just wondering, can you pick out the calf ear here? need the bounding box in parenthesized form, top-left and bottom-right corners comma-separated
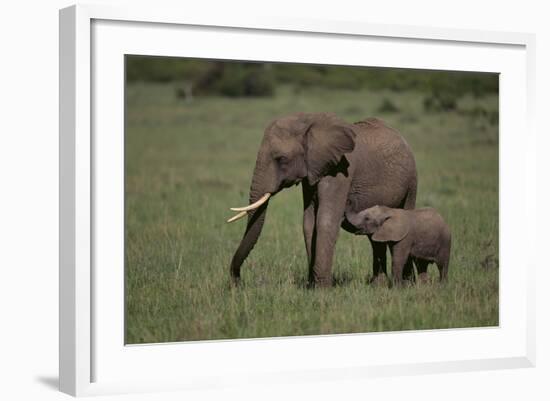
(305, 123, 356, 185)
(372, 212, 409, 242)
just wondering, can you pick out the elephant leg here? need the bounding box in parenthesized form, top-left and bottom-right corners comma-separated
(389, 244, 408, 287)
(302, 183, 316, 282)
(402, 256, 416, 283)
(310, 176, 350, 288)
(369, 239, 388, 285)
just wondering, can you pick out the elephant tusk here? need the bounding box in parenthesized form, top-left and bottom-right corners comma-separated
(230, 193, 271, 212)
(226, 211, 248, 223)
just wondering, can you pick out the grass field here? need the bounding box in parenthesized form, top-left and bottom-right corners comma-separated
(125, 82, 499, 344)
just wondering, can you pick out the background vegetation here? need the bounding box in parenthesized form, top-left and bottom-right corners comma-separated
(126, 55, 498, 99)
(125, 56, 499, 344)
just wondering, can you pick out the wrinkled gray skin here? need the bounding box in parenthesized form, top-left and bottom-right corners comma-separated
(230, 113, 417, 288)
(346, 205, 451, 284)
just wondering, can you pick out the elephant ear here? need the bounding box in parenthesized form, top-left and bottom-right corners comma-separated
(305, 122, 356, 185)
(372, 211, 409, 242)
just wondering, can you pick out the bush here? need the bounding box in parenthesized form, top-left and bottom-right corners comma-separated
(423, 92, 457, 112)
(460, 105, 499, 126)
(377, 99, 400, 113)
(243, 68, 275, 97)
(126, 56, 208, 83)
(196, 62, 275, 97)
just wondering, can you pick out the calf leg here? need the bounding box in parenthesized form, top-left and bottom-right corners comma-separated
(369, 238, 387, 285)
(437, 259, 449, 282)
(415, 260, 429, 284)
(389, 243, 408, 287)
(437, 247, 450, 282)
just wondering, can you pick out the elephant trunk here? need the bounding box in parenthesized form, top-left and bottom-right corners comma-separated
(345, 210, 362, 227)
(229, 201, 268, 283)
(345, 209, 369, 234)
(229, 148, 276, 284)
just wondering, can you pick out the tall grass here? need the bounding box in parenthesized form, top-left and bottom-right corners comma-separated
(125, 83, 498, 344)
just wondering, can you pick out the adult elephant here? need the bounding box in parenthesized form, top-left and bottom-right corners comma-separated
(227, 112, 417, 288)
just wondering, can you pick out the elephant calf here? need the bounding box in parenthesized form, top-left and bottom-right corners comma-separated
(346, 205, 451, 284)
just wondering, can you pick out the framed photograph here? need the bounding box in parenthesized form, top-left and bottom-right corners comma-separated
(59, 4, 536, 397)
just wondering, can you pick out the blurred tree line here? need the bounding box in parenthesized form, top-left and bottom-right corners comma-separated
(126, 55, 498, 99)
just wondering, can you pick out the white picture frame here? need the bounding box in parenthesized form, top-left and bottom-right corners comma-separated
(59, 3, 536, 397)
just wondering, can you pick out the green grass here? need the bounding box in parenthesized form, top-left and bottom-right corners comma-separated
(125, 83, 499, 344)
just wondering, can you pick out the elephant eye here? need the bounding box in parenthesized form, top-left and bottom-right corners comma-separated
(275, 155, 289, 165)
